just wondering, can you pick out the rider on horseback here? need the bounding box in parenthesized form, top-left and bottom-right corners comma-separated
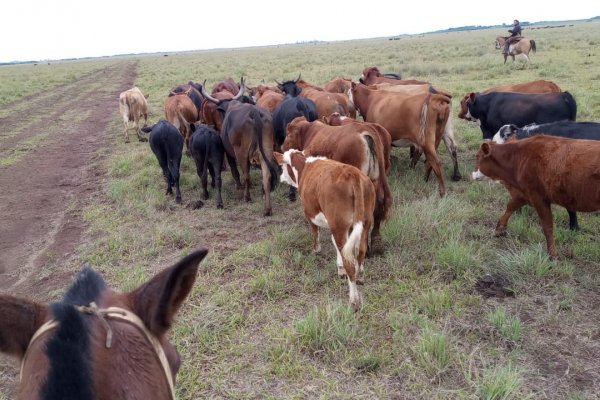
(503, 19, 522, 55)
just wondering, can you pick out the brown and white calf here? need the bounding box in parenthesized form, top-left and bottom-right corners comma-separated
(475, 135, 600, 258)
(274, 150, 376, 310)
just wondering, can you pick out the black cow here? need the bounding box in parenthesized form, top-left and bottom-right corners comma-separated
(493, 121, 600, 143)
(142, 119, 183, 203)
(465, 91, 577, 139)
(273, 77, 318, 150)
(169, 82, 205, 120)
(491, 120, 600, 231)
(189, 122, 225, 209)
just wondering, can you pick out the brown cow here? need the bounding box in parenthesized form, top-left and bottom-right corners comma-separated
(360, 66, 428, 86)
(324, 77, 353, 94)
(371, 83, 461, 181)
(300, 87, 357, 119)
(249, 84, 285, 113)
(351, 82, 451, 196)
(475, 135, 600, 258)
(283, 116, 392, 254)
(164, 93, 198, 149)
(274, 149, 376, 311)
(212, 77, 240, 95)
(119, 87, 149, 142)
(458, 80, 562, 120)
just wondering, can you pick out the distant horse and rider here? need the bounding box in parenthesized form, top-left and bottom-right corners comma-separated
(495, 19, 536, 65)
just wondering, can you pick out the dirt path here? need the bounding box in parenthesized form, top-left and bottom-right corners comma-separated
(0, 61, 137, 295)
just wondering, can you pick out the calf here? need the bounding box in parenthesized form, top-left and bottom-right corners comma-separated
(142, 120, 184, 203)
(119, 87, 149, 142)
(283, 116, 392, 254)
(274, 150, 376, 311)
(189, 123, 225, 209)
(465, 91, 576, 139)
(475, 135, 600, 258)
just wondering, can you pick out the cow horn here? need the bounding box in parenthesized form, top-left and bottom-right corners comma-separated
(231, 77, 246, 101)
(294, 74, 301, 83)
(200, 79, 221, 104)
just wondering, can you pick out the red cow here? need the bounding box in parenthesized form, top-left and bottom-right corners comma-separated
(475, 135, 600, 258)
(274, 149, 376, 311)
(164, 93, 199, 149)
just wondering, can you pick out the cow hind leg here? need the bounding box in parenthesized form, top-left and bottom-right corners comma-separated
(442, 128, 461, 181)
(331, 235, 345, 278)
(226, 153, 243, 189)
(260, 157, 273, 216)
(423, 147, 445, 197)
(532, 201, 557, 259)
(567, 210, 579, 231)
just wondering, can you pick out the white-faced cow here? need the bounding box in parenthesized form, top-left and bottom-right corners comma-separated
(274, 149, 376, 311)
(119, 87, 149, 143)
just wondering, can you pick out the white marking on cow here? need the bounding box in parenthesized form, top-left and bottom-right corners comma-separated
(342, 222, 363, 264)
(332, 235, 344, 276)
(522, 123, 539, 133)
(305, 156, 327, 163)
(464, 109, 480, 124)
(347, 277, 361, 309)
(471, 169, 487, 181)
(311, 212, 329, 228)
(279, 164, 298, 188)
(347, 88, 354, 105)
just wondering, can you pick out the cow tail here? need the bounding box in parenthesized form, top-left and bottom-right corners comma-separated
(564, 91, 577, 121)
(165, 137, 180, 185)
(364, 134, 391, 221)
(201, 135, 210, 182)
(342, 181, 365, 265)
(252, 108, 278, 192)
(220, 115, 236, 159)
(530, 40, 536, 53)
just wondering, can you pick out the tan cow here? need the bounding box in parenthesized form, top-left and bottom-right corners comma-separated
(118, 87, 149, 142)
(164, 94, 199, 150)
(274, 149, 376, 310)
(350, 82, 451, 196)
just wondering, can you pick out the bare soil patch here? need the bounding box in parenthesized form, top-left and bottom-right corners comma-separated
(0, 61, 138, 396)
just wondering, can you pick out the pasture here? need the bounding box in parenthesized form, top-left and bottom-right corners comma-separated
(1, 21, 600, 399)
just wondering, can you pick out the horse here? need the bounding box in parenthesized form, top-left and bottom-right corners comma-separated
(0, 248, 208, 400)
(495, 36, 537, 65)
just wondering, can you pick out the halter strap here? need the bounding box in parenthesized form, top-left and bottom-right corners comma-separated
(20, 304, 176, 400)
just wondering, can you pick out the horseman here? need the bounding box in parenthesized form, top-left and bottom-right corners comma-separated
(503, 19, 522, 55)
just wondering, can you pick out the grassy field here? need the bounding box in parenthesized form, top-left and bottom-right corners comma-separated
(3, 20, 600, 399)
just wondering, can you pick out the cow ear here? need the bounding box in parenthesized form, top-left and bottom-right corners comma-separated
(0, 295, 48, 359)
(273, 152, 284, 165)
(480, 142, 492, 157)
(468, 92, 476, 103)
(351, 81, 357, 90)
(130, 248, 208, 337)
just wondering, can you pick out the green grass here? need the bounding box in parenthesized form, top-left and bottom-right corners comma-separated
(2, 19, 600, 400)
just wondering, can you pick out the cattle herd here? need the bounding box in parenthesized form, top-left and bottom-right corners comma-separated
(118, 66, 600, 309)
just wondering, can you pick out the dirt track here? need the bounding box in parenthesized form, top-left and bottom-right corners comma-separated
(0, 61, 137, 296)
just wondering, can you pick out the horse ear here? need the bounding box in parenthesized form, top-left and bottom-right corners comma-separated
(131, 248, 208, 337)
(0, 295, 48, 359)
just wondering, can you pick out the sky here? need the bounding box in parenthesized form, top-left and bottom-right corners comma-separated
(1, 1, 597, 63)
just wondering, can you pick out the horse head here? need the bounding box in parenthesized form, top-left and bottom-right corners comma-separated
(0, 248, 209, 400)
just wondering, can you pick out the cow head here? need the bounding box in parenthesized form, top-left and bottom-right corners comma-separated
(462, 92, 479, 122)
(273, 150, 304, 188)
(492, 124, 519, 144)
(276, 74, 302, 97)
(282, 116, 310, 152)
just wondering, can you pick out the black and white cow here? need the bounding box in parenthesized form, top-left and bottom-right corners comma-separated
(493, 121, 600, 143)
(142, 119, 184, 203)
(465, 91, 577, 139)
(189, 122, 225, 209)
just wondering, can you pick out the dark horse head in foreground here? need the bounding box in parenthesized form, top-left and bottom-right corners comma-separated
(0, 248, 208, 400)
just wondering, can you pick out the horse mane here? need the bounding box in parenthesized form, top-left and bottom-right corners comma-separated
(42, 267, 107, 400)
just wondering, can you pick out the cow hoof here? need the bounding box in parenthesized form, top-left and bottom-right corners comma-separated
(452, 173, 462, 182)
(494, 229, 507, 238)
(368, 238, 384, 257)
(192, 201, 204, 210)
(217, 204, 224, 209)
(175, 197, 182, 204)
(264, 209, 272, 217)
(138, 137, 148, 142)
(356, 279, 365, 286)
(203, 194, 209, 200)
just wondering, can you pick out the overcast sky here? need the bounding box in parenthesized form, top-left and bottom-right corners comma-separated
(1, 1, 597, 62)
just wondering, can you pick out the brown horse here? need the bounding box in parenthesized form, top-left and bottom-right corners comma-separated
(495, 36, 537, 65)
(0, 248, 208, 400)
